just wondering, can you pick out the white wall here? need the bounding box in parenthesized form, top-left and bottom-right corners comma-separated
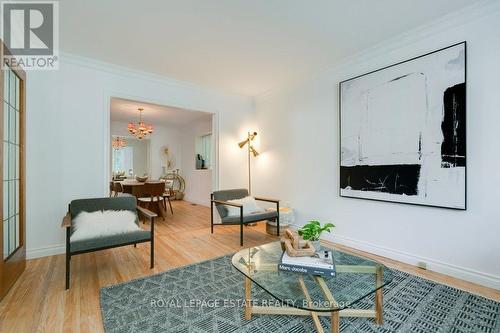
(110, 121, 182, 179)
(180, 119, 213, 206)
(112, 117, 214, 205)
(254, 7, 500, 288)
(26, 55, 255, 258)
(124, 138, 150, 177)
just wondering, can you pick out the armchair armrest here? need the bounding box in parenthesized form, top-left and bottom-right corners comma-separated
(212, 199, 243, 208)
(137, 206, 158, 220)
(61, 212, 71, 228)
(254, 196, 280, 203)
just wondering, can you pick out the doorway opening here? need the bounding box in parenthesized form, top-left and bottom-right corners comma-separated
(108, 97, 217, 208)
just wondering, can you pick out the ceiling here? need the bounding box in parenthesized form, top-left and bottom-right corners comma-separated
(110, 98, 212, 126)
(60, 0, 477, 96)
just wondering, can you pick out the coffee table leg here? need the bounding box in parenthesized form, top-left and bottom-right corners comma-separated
(298, 276, 324, 333)
(245, 277, 252, 320)
(375, 266, 383, 325)
(331, 311, 339, 333)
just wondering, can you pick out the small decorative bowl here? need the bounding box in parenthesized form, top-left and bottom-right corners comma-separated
(135, 176, 148, 182)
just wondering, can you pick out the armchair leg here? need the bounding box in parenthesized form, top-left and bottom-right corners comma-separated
(210, 195, 214, 234)
(276, 202, 280, 236)
(240, 223, 244, 246)
(150, 218, 155, 269)
(150, 243, 154, 269)
(65, 226, 71, 290)
(240, 208, 244, 246)
(65, 253, 70, 290)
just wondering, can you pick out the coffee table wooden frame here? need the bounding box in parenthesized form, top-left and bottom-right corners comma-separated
(242, 264, 384, 333)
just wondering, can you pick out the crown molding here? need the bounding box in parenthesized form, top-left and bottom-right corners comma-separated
(256, 0, 500, 100)
(60, 0, 500, 102)
(329, 0, 500, 77)
(59, 52, 252, 100)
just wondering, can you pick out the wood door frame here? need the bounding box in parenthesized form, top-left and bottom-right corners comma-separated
(0, 40, 26, 300)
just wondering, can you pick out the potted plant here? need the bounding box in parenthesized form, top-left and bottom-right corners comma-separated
(297, 220, 335, 251)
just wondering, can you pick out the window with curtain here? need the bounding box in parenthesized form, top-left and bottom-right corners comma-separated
(112, 146, 133, 175)
(195, 134, 211, 169)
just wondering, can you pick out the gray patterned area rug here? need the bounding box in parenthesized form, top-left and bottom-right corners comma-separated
(100, 255, 500, 333)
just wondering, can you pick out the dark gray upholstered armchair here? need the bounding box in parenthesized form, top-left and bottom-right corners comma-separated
(61, 196, 157, 289)
(210, 189, 280, 246)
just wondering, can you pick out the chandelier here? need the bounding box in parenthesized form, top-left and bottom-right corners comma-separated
(112, 137, 127, 150)
(128, 107, 154, 139)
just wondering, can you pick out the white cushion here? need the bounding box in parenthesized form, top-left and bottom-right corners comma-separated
(70, 210, 140, 242)
(225, 196, 264, 216)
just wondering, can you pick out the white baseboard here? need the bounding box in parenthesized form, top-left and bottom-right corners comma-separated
(329, 234, 500, 290)
(27, 244, 65, 259)
(182, 197, 210, 207)
(25, 234, 500, 290)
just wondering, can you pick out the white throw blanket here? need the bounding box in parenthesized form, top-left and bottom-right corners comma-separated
(70, 210, 140, 242)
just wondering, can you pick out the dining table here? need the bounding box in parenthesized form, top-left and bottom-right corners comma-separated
(118, 179, 168, 219)
(118, 179, 163, 194)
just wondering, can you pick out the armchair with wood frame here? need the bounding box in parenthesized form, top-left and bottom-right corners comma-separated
(61, 196, 157, 289)
(210, 188, 280, 246)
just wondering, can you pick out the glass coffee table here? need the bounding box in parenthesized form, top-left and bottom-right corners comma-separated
(232, 241, 393, 333)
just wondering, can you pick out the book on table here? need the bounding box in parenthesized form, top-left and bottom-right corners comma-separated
(278, 250, 336, 277)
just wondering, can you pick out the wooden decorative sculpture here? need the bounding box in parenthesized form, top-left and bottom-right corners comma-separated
(280, 229, 316, 257)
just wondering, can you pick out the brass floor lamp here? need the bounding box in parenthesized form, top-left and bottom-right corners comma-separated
(238, 131, 259, 195)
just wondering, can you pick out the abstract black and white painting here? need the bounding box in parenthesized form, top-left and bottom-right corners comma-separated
(340, 42, 466, 209)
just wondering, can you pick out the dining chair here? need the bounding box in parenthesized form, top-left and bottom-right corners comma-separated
(112, 182, 123, 197)
(161, 180, 174, 214)
(138, 182, 167, 221)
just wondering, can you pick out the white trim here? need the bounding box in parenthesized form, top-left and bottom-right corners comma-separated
(102, 91, 221, 197)
(256, 0, 500, 99)
(329, 234, 500, 290)
(26, 244, 65, 259)
(212, 113, 220, 191)
(182, 198, 210, 208)
(24, 234, 500, 290)
(60, 52, 249, 98)
(103, 91, 111, 195)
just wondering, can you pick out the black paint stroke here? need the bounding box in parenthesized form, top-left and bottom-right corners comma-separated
(441, 83, 466, 168)
(340, 164, 421, 195)
(418, 132, 423, 161)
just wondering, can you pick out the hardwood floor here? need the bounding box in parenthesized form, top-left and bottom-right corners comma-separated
(329, 242, 500, 303)
(0, 200, 498, 332)
(0, 200, 278, 333)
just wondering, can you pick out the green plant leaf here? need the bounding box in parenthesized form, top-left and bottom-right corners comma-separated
(320, 223, 335, 233)
(298, 221, 334, 241)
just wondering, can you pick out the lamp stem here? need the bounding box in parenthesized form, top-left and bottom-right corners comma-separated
(248, 132, 251, 195)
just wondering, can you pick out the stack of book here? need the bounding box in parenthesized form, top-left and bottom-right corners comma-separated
(278, 251, 336, 277)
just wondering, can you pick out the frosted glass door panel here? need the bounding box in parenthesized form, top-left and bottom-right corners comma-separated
(2, 66, 20, 260)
